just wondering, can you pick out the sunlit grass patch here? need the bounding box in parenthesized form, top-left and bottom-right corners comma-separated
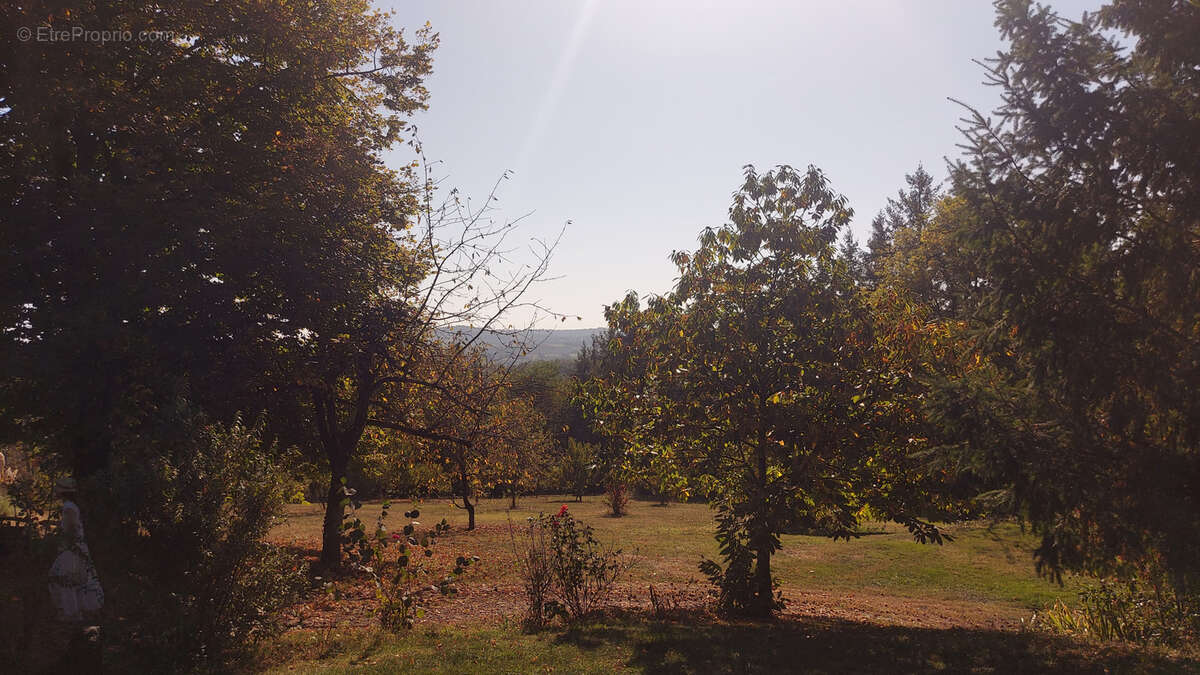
(273, 496, 1080, 621)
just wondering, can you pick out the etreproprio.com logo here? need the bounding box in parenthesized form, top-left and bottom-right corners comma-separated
(17, 25, 174, 44)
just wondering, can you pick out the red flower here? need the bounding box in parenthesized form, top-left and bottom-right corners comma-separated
(557, 504, 569, 517)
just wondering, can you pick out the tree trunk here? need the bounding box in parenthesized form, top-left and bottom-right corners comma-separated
(509, 486, 517, 510)
(319, 456, 348, 569)
(751, 432, 773, 617)
(753, 541, 774, 618)
(313, 371, 372, 570)
(455, 459, 477, 530)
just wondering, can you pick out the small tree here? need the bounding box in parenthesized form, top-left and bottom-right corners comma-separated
(489, 394, 552, 509)
(602, 481, 630, 518)
(299, 163, 562, 563)
(409, 345, 550, 527)
(560, 439, 596, 502)
(416, 346, 506, 531)
(589, 165, 951, 616)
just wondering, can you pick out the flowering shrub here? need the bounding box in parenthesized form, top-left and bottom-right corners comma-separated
(512, 505, 628, 628)
(510, 511, 560, 630)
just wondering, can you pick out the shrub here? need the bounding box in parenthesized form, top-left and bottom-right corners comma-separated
(1032, 576, 1199, 648)
(512, 506, 628, 627)
(603, 481, 630, 517)
(0, 467, 58, 672)
(509, 513, 559, 630)
(548, 508, 626, 619)
(340, 491, 475, 631)
(88, 403, 306, 669)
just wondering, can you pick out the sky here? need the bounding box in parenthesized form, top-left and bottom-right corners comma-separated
(382, 0, 1106, 328)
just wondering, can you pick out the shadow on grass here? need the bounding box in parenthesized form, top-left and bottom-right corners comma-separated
(558, 612, 1197, 674)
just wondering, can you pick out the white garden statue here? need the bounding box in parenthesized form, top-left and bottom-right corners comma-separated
(48, 476, 104, 622)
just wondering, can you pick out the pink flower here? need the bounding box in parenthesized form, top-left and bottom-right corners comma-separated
(391, 533, 402, 540)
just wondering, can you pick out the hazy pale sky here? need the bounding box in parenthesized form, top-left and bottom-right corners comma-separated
(384, 0, 1104, 328)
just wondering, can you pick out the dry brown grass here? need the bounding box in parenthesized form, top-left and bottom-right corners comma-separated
(269, 495, 1085, 631)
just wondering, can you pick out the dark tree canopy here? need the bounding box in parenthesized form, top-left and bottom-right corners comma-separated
(0, 0, 436, 474)
(941, 0, 1200, 587)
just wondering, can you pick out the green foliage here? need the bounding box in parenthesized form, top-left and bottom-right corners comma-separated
(1034, 577, 1199, 648)
(545, 510, 628, 621)
(560, 439, 597, 501)
(0, 462, 60, 672)
(340, 492, 475, 631)
(1, 462, 56, 527)
(488, 393, 554, 508)
(837, 229, 865, 282)
(865, 165, 940, 288)
(936, 0, 1200, 591)
(586, 165, 953, 617)
(87, 405, 305, 669)
(351, 429, 445, 500)
(628, 443, 690, 505)
(0, 0, 437, 475)
(511, 359, 575, 448)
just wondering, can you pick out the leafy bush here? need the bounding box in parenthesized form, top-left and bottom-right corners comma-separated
(340, 490, 475, 630)
(1032, 576, 1199, 648)
(603, 482, 630, 517)
(512, 507, 627, 627)
(699, 506, 781, 616)
(87, 404, 306, 669)
(509, 513, 560, 630)
(548, 508, 627, 619)
(0, 466, 58, 672)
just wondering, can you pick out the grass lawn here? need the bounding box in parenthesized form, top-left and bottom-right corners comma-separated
(255, 616, 1194, 674)
(260, 495, 1199, 673)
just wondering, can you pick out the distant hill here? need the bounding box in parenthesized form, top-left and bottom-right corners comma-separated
(438, 327, 607, 363)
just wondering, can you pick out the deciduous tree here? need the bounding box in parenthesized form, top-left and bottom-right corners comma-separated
(589, 165, 950, 617)
(0, 1, 436, 478)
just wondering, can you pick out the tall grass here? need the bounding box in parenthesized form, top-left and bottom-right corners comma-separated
(1032, 578, 1199, 648)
